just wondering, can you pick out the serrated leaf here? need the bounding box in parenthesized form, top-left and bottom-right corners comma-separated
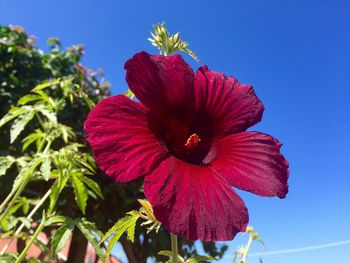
(32, 89, 49, 102)
(0, 106, 28, 128)
(18, 94, 42, 105)
(71, 174, 88, 214)
(10, 158, 41, 198)
(15, 156, 31, 168)
(40, 155, 51, 181)
(32, 78, 60, 91)
(45, 215, 70, 227)
(0, 155, 16, 176)
(51, 224, 73, 254)
(102, 211, 140, 262)
(22, 129, 44, 151)
(10, 110, 35, 143)
(58, 124, 74, 143)
(100, 210, 140, 244)
(75, 219, 105, 262)
(49, 176, 69, 212)
(77, 174, 103, 199)
(38, 108, 57, 123)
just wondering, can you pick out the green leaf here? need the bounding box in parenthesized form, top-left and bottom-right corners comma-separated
(21, 200, 30, 214)
(22, 129, 44, 151)
(32, 89, 49, 102)
(32, 78, 61, 91)
(11, 158, 41, 198)
(75, 219, 106, 262)
(0, 253, 18, 262)
(186, 255, 216, 263)
(81, 93, 95, 109)
(58, 124, 74, 143)
(0, 106, 28, 128)
(49, 175, 69, 213)
(10, 110, 35, 143)
(45, 215, 71, 227)
(38, 108, 57, 123)
(77, 174, 104, 199)
(71, 174, 88, 214)
(17, 217, 31, 230)
(125, 89, 135, 99)
(102, 211, 140, 261)
(40, 155, 51, 181)
(0, 155, 16, 176)
(51, 223, 74, 254)
(18, 94, 42, 105)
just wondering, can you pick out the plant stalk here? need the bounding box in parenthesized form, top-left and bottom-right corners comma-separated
(241, 235, 253, 263)
(15, 212, 46, 263)
(0, 173, 31, 221)
(170, 232, 178, 263)
(0, 189, 51, 255)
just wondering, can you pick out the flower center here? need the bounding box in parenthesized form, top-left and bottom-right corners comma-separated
(147, 110, 214, 165)
(184, 133, 201, 151)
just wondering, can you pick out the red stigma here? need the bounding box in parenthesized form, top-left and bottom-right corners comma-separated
(184, 133, 201, 151)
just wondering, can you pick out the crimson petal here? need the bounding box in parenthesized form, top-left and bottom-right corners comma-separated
(125, 51, 195, 120)
(144, 157, 248, 241)
(84, 95, 168, 182)
(209, 132, 289, 198)
(195, 66, 264, 137)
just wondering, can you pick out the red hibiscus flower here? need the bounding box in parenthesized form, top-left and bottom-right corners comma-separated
(84, 51, 289, 241)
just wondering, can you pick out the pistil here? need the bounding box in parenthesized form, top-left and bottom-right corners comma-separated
(184, 133, 201, 151)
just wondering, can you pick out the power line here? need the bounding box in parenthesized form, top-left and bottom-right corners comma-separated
(247, 240, 350, 257)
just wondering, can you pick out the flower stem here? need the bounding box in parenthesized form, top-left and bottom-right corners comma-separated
(170, 233, 178, 263)
(241, 235, 253, 263)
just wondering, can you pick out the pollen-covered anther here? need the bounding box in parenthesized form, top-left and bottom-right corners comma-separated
(184, 133, 201, 151)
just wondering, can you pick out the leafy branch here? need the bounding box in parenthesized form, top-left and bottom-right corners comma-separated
(0, 78, 104, 261)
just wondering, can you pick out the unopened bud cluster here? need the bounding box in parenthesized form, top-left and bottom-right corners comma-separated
(148, 22, 199, 62)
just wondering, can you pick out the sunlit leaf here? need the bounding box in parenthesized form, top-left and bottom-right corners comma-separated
(10, 110, 35, 143)
(18, 94, 42, 105)
(71, 174, 88, 214)
(75, 218, 105, 262)
(40, 155, 51, 181)
(32, 78, 61, 91)
(77, 174, 104, 199)
(51, 223, 74, 254)
(0, 155, 16, 176)
(22, 129, 44, 151)
(45, 215, 70, 227)
(38, 108, 57, 123)
(49, 175, 69, 213)
(101, 211, 140, 262)
(0, 106, 29, 128)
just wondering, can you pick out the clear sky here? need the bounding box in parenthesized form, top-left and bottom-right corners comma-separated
(1, 0, 350, 262)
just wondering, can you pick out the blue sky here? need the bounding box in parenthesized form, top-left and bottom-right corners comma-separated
(1, 0, 350, 262)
